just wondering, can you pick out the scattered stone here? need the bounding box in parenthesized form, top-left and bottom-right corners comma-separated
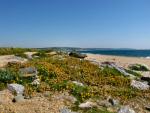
(118, 106, 135, 113)
(31, 78, 40, 85)
(19, 67, 37, 75)
(13, 94, 25, 103)
(7, 84, 24, 95)
(72, 81, 84, 87)
(108, 98, 120, 106)
(60, 108, 77, 113)
(79, 101, 97, 109)
(97, 100, 112, 107)
(131, 80, 149, 90)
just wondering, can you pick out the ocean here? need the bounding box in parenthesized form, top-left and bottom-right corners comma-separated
(79, 49, 150, 58)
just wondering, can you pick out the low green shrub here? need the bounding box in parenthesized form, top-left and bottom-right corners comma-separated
(69, 52, 87, 58)
(129, 64, 149, 71)
(125, 69, 141, 77)
(0, 69, 15, 83)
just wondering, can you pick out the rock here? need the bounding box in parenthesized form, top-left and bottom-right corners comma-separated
(72, 81, 84, 87)
(31, 79, 40, 85)
(79, 101, 97, 109)
(19, 67, 38, 77)
(13, 94, 25, 102)
(0, 55, 27, 68)
(118, 106, 135, 113)
(141, 76, 150, 83)
(97, 100, 112, 107)
(145, 106, 150, 111)
(101, 62, 135, 79)
(60, 108, 77, 113)
(131, 80, 149, 90)
(7, 84, 24, 95)
(108, 98, 119, 106)
(64, 95, 77, 104)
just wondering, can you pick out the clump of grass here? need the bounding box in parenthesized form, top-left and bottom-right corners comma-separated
(0, 48, 36, 55)
(0, 69, 16, 83)
(125, 69, 141, 77)
(129, 64, 149, 71)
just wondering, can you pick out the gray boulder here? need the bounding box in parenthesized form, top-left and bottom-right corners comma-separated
(19, 67, 37, 76)
(7, 84, 24, 95)
(118, 106, 135, 113)
(13, 94, 25, 102)
(131, 80, 149, 90)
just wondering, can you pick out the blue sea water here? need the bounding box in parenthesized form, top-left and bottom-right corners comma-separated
(79, 49, 150, 58)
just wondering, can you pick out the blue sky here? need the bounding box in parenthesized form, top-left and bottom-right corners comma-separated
(0, 0, 150, 49)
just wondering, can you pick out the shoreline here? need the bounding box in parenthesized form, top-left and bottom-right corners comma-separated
(82, 52, 150, 59)
(85, 53, 150, 69)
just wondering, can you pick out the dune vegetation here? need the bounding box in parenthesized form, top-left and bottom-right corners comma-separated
(0, 48, 150, 113)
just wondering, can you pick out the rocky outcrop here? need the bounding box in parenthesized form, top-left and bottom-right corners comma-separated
(7, 84, 24, 95)
(101, 62, 135, 79)
(0, 55, 27, 68)
(19, 67, 38, 76)
(131, 80, 149, 90)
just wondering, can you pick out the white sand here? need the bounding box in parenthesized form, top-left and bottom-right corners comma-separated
(85, 53, 150, 68)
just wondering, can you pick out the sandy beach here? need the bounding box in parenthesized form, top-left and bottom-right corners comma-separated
(85, 53, 150, 69)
